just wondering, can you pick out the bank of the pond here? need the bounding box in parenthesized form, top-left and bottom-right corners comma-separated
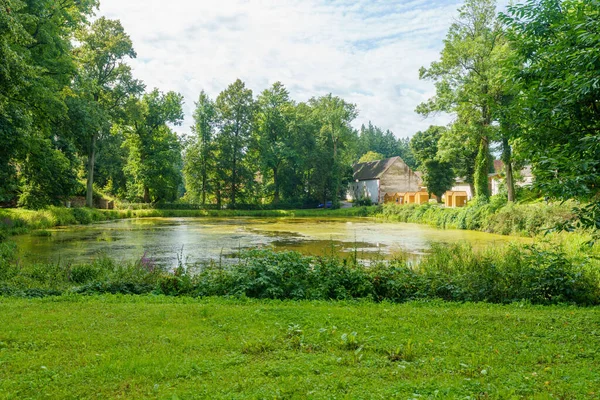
(0, 199, 580, 239)
(0, 206, 378, 237)
(379, 200, 576, 237)
(1, 295, 598, 399)
(2, 240, 599, 305)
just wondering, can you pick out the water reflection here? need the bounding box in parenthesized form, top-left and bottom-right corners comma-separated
(14, 217, 525, 268)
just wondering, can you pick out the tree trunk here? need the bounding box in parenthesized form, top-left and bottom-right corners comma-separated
(201, 160, 207, 206)
(231, 153, 236, 208)
(332, 135, 339, 208)
(86, 132, 97, 208)
(143, 186, 150, 203)
(216, 180, 221, 209)
(502, 136, 515, 202)
(473, 136, 490, 199)
(273, 166, 279, 204)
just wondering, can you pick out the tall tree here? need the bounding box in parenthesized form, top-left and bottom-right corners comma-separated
(358, 151, 385, 163)
(183, 91, 217, 205)
(397, 137, 417, 170)
(72, 17, 144, 207)
(502, 0, 600, 231)
(437, 122, 478, 195)
(501, 0, 600, 200)
(255, 82, 294, 204)
(417, 0, 503, 199)
(357, 122, 399, 159)
(309, 94, 357, 207)
(215, 79, 255, 208)
(123, 89, 184, 202)
(410, 126, 455, 201)
(0, 0, 97, 205)
(285, 101, 318, 204)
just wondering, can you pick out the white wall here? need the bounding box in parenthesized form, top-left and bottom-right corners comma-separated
(347, 179, 380, 204)
(450, 184, 473, 200)
(491, 177, 502, 196)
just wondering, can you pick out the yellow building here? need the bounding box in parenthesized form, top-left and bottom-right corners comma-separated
(384, 192, 407, 204)
(444, 191, 468, 208)
(415, 191, 429, 204)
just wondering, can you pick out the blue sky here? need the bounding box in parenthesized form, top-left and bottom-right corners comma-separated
(98, 0, 508, 139)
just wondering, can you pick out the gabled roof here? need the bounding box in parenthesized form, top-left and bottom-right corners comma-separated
(521, 165, 533, 177)
(493, 160, 504, 173)
(353, 156, 402, 181)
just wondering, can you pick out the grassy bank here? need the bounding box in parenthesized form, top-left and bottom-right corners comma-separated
(2, 239, 599, 305)
(380, 199, 576, 237)
(0, 295, 598, 399)
(0, 206, 379, 237)
(0, 199, 588, 239)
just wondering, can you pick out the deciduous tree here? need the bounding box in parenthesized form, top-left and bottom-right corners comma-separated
(215, 79, 255, 208)
(123, 89, 184, 203)
(418, 0, 503, 200)
(72, 17, 144, 207)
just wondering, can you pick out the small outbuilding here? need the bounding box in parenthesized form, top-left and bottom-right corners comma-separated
(415, 191, 429, 205)
(444, 191, 468, 208)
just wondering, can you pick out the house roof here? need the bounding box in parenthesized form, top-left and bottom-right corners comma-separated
(446, 191, 468, 197)
(493, 160, 504, 173)
(521, 165, 533, 177)
(352, 156, 401, 181)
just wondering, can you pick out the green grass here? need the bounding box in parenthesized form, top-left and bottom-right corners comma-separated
(0, 206, 379, 237)
(0, 295, 598, 399)
(379, 199, 576, 237)
(0, 198, 580, 240)
(0, 197, 584, 239)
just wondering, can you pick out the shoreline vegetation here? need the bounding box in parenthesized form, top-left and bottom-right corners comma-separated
(0, 198, 579, 238)
(1, 238, 599, 305)
(1, 201, 597, 306)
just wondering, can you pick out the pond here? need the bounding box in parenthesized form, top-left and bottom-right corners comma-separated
(14, 217, 524, 267)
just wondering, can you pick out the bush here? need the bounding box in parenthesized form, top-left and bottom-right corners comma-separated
(1, 240, 598, 305)
(381, 199, 576, 236)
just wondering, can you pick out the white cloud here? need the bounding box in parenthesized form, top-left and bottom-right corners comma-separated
(97, 0, 508, 139)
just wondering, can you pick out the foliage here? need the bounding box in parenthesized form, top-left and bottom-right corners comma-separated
(308, 94, 358, 207)
(0, 0, 97, 205)
(214, 79, 256, 208)
(72, 16, 144, 207)
(122, 89, 184, 202)
(358, 151, 385, 163)
(17, 137, 79, 209)
(357, 122, 399, 159)
(410, 126, 454, 200)
(1, 0, 598, 226)
(183, 91, 217, 205)
(254, 82, 295, 204)
(1, 239, 598, 305)
(500, 0, 600, 230)
(418, 0, 504, 199)
(380, 200, 576, 237)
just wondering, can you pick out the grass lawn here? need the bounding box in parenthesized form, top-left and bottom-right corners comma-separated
(0, 296, 598, 399)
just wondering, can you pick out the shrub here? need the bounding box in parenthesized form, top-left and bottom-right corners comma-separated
(1, 242, 598, 305)
(381, 199, 576, 236)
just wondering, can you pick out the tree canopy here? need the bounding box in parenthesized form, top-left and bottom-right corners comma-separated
(1, 0, 598, 222)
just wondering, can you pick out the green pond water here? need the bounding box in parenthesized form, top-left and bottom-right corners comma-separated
(14, 217, 525, 268)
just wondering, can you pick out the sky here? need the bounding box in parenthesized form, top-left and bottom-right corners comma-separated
(97, 0, 508, 139)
